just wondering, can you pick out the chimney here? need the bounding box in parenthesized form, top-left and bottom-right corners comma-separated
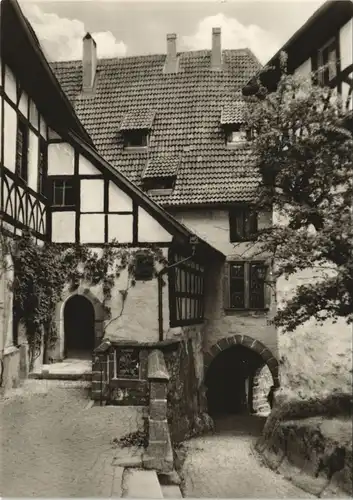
(211, 27, 222, 70)
(164, 33, 178, 74)
(82, 33, 97, 92)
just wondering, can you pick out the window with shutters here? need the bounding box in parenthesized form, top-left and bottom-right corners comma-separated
(169, 251, 205, 326)
(229, 207, 258, 242)
(223, 261, 269, 311)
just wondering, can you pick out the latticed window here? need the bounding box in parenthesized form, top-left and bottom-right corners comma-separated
(116, 348, 140, 379)
(52, 178, 76, 206)
(38, 139, 47, 196)
(229, 207, 258, 242)
(16, 119, 28, 182)
(224, 261, 269, 310)
(169, 252, 205, 326)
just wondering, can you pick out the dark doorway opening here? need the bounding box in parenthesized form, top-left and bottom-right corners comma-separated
(205, 345, 263, 417)
(64, 295, 95, 358)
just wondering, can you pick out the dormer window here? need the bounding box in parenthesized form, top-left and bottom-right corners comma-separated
(124, 130, 148, 148)
(221, 100, 253, 148)
(225, 125, 253, 147)
(119, 108, 155, 151)
(142, 155, 179, 194)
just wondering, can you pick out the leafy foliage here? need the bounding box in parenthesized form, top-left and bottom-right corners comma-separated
(2, 230, 167, 368)
(244, 62, 353, 332)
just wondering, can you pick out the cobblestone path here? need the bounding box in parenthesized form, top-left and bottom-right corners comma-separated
(181, 415, 314, 498)
(0, 380, 144, 497)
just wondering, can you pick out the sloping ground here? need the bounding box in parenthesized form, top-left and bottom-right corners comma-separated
(256, 394, 353, 497)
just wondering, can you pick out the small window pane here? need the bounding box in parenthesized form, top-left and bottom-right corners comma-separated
(249, 263, 266, 309)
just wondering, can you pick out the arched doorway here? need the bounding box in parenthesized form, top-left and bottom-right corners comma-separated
(64, 295, 95, 358)
(205, 345, 263, 416)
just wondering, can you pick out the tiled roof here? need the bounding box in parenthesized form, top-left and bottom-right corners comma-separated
(143, 155, 180, 178)
(51, 49, 261, 206)
(221, 99, 246, 125)
(119, 108, 156, 131)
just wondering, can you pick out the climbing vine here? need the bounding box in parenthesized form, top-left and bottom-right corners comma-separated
(1, 229, 168, 368)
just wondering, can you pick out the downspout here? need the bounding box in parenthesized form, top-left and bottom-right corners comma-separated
(157, 246, 197, 342)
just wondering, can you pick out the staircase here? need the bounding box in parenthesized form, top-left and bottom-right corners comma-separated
(122, 470, 182, 499)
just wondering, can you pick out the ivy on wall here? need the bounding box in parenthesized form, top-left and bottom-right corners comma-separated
(0, 229, 168, 369)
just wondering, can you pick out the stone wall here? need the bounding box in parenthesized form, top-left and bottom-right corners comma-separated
(164, 338, 210, 443)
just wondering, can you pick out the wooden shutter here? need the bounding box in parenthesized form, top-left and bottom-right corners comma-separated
(223, 262, 230, 309)
(264, 263, 272, 310)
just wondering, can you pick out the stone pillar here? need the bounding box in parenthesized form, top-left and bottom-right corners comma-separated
(143, 349, 173, 472)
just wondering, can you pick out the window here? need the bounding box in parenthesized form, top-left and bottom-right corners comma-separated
(38, 139, 47, 196)
(226, 125, 253, 146)
(224, 261, 268, 310)
(124, 130, 148, 148)
(169, 253, 205, 326)
(115, 348, 140, 379)
(229, 207, 258, 242)
(318, 38, 338, 86)
(143, 177, 175, 191)
(133, 253, 154, 281)
(51, 179, 76, 207)
(16, 119, 28, 182)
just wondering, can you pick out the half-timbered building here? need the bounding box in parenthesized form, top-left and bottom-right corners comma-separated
(0, 0, 225, 399)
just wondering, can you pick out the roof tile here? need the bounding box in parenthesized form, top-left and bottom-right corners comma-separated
(51, 48, 261, 206)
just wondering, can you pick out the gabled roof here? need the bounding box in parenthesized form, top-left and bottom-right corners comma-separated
(51, 48, 261, 207)
(3, 0, 225, 261)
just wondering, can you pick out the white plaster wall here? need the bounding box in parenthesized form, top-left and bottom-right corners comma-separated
(19, 91, 28, 118)
(79, 154, 101, 175)
(51, 212, 76, 243)
(294, 58, 312, 78)
(108, 214, 133, 243)
(138, 207, 173, 243)
(4, 65, 16, 103)
(28, 130, 39, 192)
(170, 209, 277, 356)
(171, 209, 272, 258)
(29, 100, 39, 130)
(48, 142, 75, 175)
(3, 101, 17, 173)
(80, 213, 105, 243)
(109, 182, 133, 212)
(39, 116, 47, 140)
(0, 252, 14, 351)
(80, 179, 104, 212)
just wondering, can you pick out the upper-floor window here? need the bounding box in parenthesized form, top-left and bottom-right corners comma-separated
(229, 207, 258, 242)
(317, 38, 338, 87)
(51, 178, 77, 207)
(124, 130, 148, 149)
(16, 118, 28, 183)
(224, 261, 268, 310)
(38, 139, 47, 197)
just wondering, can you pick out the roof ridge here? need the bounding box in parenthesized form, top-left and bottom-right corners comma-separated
(49, 47, 258, 67)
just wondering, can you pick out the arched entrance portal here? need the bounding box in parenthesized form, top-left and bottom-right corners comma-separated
(205, 345, 263, 416)
(64, 295, 95, 358)
(204, 335, 279, 417)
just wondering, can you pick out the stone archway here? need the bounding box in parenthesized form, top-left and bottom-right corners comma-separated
(203, 335, 279, 417)
(51, 287, 106, 361)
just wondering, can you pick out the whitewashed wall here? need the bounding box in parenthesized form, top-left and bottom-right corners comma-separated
(340, 19, 353, 111)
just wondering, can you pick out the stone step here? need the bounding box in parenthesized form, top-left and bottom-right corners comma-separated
(123, 469, 163, 498)
(161, 485, 183, 498)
